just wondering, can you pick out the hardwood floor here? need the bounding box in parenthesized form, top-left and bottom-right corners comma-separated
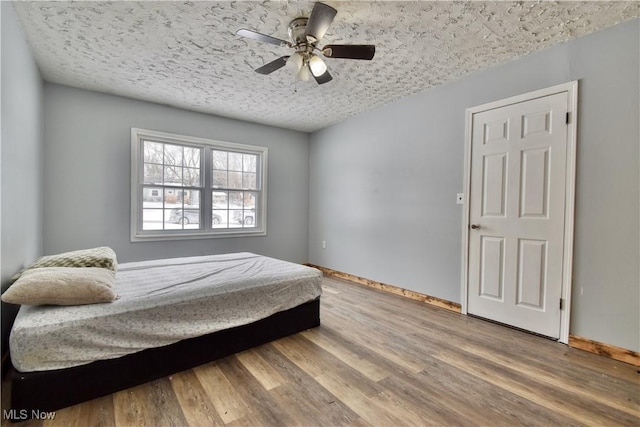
(2, 276, 639, 426)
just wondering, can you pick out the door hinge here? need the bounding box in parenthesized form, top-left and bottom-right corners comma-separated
(560, 298, 564, 310)
(566, 112, 570, 124)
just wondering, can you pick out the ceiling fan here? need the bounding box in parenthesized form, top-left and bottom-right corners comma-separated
(236, 2, 375, 85)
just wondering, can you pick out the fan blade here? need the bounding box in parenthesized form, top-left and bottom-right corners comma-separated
(312, 69, 333, 85)
(305, 2, 337, 43)
(323, 44, 375, 60)
(255, 56, 289, 75)
(236, 29, 290, 48)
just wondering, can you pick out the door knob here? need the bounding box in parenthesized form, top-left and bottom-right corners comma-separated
(470, 224, 480, 230)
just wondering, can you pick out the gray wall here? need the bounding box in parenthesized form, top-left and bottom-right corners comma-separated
(1, 2, 44, 357)
(309, 19, 639, 352)
(43, 84, 310, 264)
(1, 2, 44, 288)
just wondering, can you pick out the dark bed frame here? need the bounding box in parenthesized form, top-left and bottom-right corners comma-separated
(6, 298, 320, 417)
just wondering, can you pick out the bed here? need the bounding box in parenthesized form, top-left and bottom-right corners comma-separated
(3, 251, 322, 416)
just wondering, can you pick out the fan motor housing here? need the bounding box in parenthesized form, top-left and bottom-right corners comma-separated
(288, 18, 309, 46)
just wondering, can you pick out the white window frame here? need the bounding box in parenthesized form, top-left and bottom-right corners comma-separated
(131, 128, 267, 242)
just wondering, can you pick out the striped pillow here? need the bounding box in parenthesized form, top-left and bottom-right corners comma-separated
(27, 247, 118, 272)
(9, 247, 118, 284)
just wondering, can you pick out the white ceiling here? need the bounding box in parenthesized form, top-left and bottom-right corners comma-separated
(12, 1, 640, 133)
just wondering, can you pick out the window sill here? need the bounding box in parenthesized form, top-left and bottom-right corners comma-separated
(131, 228, 267, 242)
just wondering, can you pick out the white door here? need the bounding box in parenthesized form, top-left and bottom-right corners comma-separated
(466, 90, 571, 339)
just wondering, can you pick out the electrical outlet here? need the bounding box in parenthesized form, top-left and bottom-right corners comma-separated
(322, 241, 326, 249)
(456, 193, 464, 204)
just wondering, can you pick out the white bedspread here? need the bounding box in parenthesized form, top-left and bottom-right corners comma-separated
(10, 252, 322, 372)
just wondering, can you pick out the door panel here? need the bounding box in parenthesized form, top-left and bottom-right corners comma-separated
(480, 236, 505, 300)
(520, 148, 549, 218)
(517, 239, 546, 309)
(482, 154, 507, 217)
(467, 92, 568, 338)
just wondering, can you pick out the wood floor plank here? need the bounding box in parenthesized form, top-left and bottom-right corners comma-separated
(43, 395, 114, 427)
(169, 369, 223, 427)
(562, 345, 640, 383)
(300, 328, 390, 382)
(217, 356, 297, 427)
(235, 348, 285, 391)
(314, 371, 406, 426)
(456, 341, 640, 416)
(193, 362, 250, 424)
(412, 358, 580, 426)
(321, 306, 428, 373)
(321, 284, 340, 294)
(435, 349, 638, 426)
(270, 335, 330, 379)
(274, 334, 389, 399)
(112, 382, 156, 427)
(258, 343, 362, 427)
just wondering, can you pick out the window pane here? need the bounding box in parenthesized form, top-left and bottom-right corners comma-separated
(243, 172, 257, 190)
(244, 192, 256, 209)
(183, 167, 200, 187)
(172, 189, 198, 206)
(182, 209, 200, 229)
(143, 186, 163, 208)
(243, 192, 256, 228)
(143, 164, 163, 184)
(212, 190, 228, 229)
(228, 171, 242, 189)
(212, 170, 227, 188)
(229, 209, 243, 228)
(164, 209, 181, 229)
(143, 209, 163, 230)
(164, 144, 183, 166)
(212, 150, 227, 170)
(242, 210, 256, 228)
(164, 188, 181, 205)
(143, 141, 163, 164)
(164, 166, 182, 186)
(183, 146, 200, 168)
(212, 210, 228, 228)
(229, 152, 242, 171)
(229, 191, 243, 208)
(212, 191, 228, 209)
(166, 208, 200, 229)
(186, 190, 201, 208)
(243, 154, 257, 173)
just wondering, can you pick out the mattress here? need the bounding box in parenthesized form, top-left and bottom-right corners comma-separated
(10, 252, 322, 372)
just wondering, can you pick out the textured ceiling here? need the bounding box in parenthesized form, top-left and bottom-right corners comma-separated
(12, 1, 640, 132)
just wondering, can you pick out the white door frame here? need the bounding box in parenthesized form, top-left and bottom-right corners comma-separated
(461, 81, 578, 344)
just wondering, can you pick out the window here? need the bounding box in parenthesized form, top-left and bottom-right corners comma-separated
(131, 128, 267, 241)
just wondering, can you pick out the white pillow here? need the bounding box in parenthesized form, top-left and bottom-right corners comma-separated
(1, 267, 117, 306)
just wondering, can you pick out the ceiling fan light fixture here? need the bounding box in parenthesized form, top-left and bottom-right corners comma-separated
(308, 54, 327, 77)
(237, 2, 376, 85)
(286, 52, 303, 73)
(296, 63, 311, 81)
